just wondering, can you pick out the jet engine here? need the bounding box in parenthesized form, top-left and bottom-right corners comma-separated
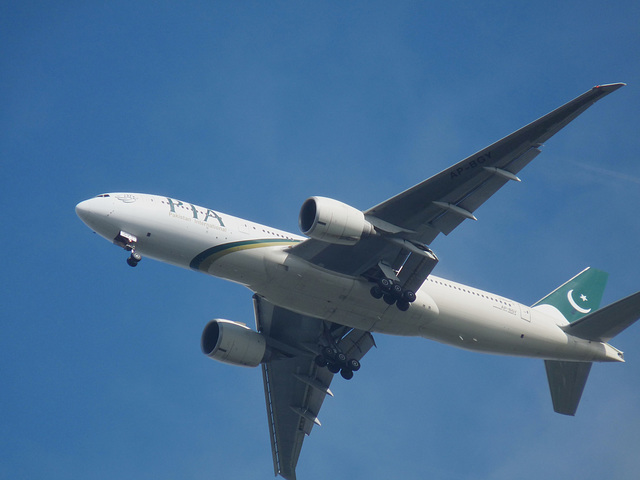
(201, 319, 268, 367)
(298, 196, 375, 245)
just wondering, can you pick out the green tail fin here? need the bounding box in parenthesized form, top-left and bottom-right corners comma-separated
(532, 267, 609, 323)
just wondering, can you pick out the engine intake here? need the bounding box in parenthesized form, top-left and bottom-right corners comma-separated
(201, 319, 268, 367)
(299, 196, 374, 245)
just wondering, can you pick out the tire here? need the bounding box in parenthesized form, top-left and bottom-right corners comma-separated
(347, 358, 361, 371)
(392, 283, 403, 298)
(315, 355, 328, 367)
(383, 294, 396, 305)
(322, 347, 335, 362)
(370, 285, 383, 299)
(126, 257, 138, 267)
(379, 278, 393, 292)
(340, 369, 354, 380)
(396, 300, 410, 311)
(336, 353, 347, 365)
(402, 290, 416, 303)
(328, 363, 341, 374)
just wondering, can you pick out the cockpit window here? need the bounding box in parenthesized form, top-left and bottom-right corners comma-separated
(96, 194, 110, 198)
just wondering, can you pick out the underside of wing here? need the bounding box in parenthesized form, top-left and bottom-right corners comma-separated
(366, 83, 625, 245)
(290, 84, 624, 293)
(254, 296, 375, 480)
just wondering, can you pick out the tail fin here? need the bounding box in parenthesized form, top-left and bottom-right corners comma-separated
(538, 269, 640, 416)
(533, 267, 609, 323)
(536, 268, 608, 416)
(550, 290, 640, 415)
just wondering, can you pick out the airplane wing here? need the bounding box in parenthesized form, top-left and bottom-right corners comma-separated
(290, 84, 624, 291)
(253, 295, 375, 480)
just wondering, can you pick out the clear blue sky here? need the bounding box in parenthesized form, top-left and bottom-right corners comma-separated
(2, 2, 639, 479)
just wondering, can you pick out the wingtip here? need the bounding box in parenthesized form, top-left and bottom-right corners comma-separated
(593, 82, 626, 92)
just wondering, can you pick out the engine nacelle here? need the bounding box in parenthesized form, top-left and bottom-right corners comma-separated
(299, 196, 374, 245)
(200, 319, 268, 367)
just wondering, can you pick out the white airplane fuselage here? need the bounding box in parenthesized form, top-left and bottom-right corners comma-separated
(76, 192, 623, 364)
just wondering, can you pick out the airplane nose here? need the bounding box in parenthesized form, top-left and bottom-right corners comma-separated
(76, 195, 123, 241)
(75, 196, 115, 230)
(75, 199, 93, 223)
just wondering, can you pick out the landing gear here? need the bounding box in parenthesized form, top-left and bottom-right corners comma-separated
(327, 363, 341, 374)
(402, 290, 416, 303)
(340, 369, 354, 380)
(370, 277, 416, 311)
(396, 300, 410, 311)
(315, 345, 361, 380)
(383, 293, 396, 305)
(370, 285, 383, 299)
(114, 231, 142, 268)
(126, 250, 142, 267)
(347, 358, 361, 371)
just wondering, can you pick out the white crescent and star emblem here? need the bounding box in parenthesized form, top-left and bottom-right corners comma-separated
(567, 289, 591, 314)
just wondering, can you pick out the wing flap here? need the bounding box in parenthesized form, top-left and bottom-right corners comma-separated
(338, 327, 377, 359)
(398, 250, 439, 294)
(289, 235, 400, 277)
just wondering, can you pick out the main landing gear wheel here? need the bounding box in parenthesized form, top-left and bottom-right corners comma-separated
(402, 290, 417, 303)
(379, 277, 393, 292)
(383, 293, 396, 305)
(314, 355, 328, 368)
(396, 300, 410, 311)
(370, 277, 416, 311)
(327, 363, 341, 374)
(347, 358, 361, 371)
(340, 368, 354, 380)
(317, 345, 362, 380)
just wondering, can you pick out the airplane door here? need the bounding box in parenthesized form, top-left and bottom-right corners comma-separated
(520, 304, 531, 322)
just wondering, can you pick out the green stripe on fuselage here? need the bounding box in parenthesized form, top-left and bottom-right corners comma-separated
(190, 239, 300, 272)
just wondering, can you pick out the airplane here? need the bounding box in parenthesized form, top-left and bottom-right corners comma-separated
(76, 83, 640, 480)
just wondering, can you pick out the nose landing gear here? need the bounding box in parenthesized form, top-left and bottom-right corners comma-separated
(127, 251, 142, 267)
(114, 230, 142, 268)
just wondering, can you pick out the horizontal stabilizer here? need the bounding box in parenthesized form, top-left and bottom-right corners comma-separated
(564, 291, 640, 342)
(545, 360, 592, 416)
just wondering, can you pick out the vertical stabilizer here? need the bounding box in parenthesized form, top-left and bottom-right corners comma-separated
(537, 268, 608, 415)
(533, 267, 609, 323)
